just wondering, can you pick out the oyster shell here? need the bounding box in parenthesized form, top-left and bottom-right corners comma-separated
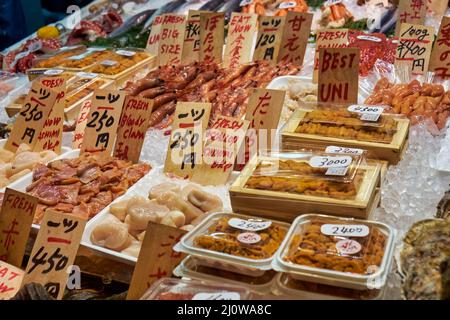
(436, 190, 450, 219)
(399, 219, 450, 300)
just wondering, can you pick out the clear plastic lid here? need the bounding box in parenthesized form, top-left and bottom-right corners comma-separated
(244, 151, 370, 201)
(88, 49, 150, 75)
(33, 46, 87, 69)
(64, 77, 107, 108)
(175, 256, 278, 288)
(273, 214, 395, 290)
(275, 273, 383, 300)
(140, 278, 250, 300)
(58, 48, 113, 69)
(174, 212, 290, 270)
(284, 102, 400, 144)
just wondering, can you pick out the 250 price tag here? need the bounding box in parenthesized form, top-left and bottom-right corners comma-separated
(309, 156, 352, 168)
(228, 218, 272, 232)
(321, 224, 369, 237)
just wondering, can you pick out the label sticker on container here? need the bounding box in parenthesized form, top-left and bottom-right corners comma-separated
(240, 0, 253, 6)
(101, 60, 118, 66)
(279, 1, 297, 9)
(356, 35, 382, 43)
(324, 0, 343, 6)
(68, 53, 88, 60)
(87, 47, 107, 52)
(348, 105, 384, 122)
(237, 232, 262, 244)
(193, 292, 241, 300)
(321, 224, 370, 237)
(325, 167, 348, 176)
(309, 156, 352, 168)
(76, 72, 98, 79)
(228, 218, 272, 232)
(325, 146, 364, 155)
(336, 239, 361, 255)
(116, 49, 136, 57)
(43, 69, 64, 75)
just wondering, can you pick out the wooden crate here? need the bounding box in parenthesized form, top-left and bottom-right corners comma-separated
(229, 155, 382, 222)
(281, 109, 410, 164)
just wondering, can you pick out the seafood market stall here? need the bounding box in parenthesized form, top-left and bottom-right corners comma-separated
(0, 0, 449, 302)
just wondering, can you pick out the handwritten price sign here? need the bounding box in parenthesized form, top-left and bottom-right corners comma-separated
(430, 16, 450, 79)
(253, 16, 285, 63)
(395, 23, 434, 75)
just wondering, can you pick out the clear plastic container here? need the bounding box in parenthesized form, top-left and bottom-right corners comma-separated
(272, 214, 395, 290)
(88, 49, 150, 76)
(141, 278, 250, 300)
(174, 212, 290, 271)
(244, 150, 371, 201)
(283, 102, 400, 144)
(32, 45, 87, 69)
(274, 273, 384, 300)
(173, 256, 277, 295)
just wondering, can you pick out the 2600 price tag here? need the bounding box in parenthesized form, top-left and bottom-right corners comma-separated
(309, 156, 352, 168)
(321, 224, 369, 237)
(228, 218, 272, 232)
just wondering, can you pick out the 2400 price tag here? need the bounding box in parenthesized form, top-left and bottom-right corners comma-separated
(228, 218, 272, 232)
(321, 224, 369, 237)
(309, 156, 352, 168)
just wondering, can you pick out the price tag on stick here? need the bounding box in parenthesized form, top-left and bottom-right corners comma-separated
(429, 16, 450, 79)
(0, 261, 24, 300)
(164, 102, 212, 179)
(127, 222, 187, 300)
(191, 116, 249, 186)
(199, 12, 225, 63)
(33, 76, 66, 153)
(22, 210, 86, 300)
(395, 23, 434, 76)
(158, 14, 187, 66)
(313, 28, 349, 83)
(278, 11, 313, 66)
(223, 13, 258, 68)
(181, 10, 203, 64)
(72, 100, 92, 149)
(318, 47, 360, 104)
(113, 96, 153, 163)
(81, 89, 126, 155)
(4, 82, 59, 152)
(253, 16, 285, 63)
(0, 189, 38, 268)
(395, 0, 426, 37)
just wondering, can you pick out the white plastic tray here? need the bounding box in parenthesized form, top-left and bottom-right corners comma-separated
(81, 168, 234, 265)
(0, 139, 72, 193)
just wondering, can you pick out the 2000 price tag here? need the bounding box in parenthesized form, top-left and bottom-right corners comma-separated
(309, 156, 352, 168)
(321, 224, 370, 237)
(192, 292, 241, 300)
(228, 218, 272, 232)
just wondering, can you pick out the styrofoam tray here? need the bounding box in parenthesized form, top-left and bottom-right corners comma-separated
(0, 139, 72, 193)
(81, 167, 234, 265)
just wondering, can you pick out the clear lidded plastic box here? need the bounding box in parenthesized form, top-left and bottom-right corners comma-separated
(173, 256, 278, 295)
(88, 48, 150, 76)
(272, 214, 395, 290)
(174, 212, 290, 271)
(140, 278, 250, 300)
(243, 150, 374, 201)
(282, 102, 401, 144)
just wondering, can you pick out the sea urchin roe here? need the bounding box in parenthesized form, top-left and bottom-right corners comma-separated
(284, 221, 386, 274)
(295, 109, 397, 144)
(245, 160, 362, 200)
(194, 217, 287, 260)
(89, 51, 149, 75)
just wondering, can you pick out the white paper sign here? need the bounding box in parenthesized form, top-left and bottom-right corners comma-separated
(116, 50, 136, 57)
(309, 156, 352, 168)
(228, 218, 272, 232)
(43, 69, 64, 75)
(356, 35, 382, 43)
(193, 292, 241, 300)
(321, 224, 370, 237)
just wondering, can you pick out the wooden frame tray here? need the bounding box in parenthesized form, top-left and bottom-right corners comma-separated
(229, 155, 382, 221)
(281, 109, 410, 164)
